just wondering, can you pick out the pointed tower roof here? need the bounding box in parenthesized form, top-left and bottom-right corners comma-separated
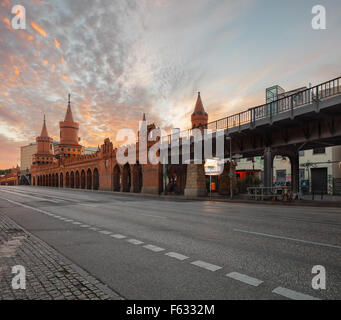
(64, 93, 74, 122)
(40, 114, 49, 137)
(192, 92, 207, 116)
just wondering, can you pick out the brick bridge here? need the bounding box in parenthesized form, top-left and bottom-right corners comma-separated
(30, 76, 341, 197)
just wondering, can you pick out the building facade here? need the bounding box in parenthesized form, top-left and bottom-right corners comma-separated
(20, 143, 37, 171)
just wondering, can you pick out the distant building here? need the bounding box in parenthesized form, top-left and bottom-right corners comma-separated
(0, 166, 20, 185)
(20, 142, 37, 171)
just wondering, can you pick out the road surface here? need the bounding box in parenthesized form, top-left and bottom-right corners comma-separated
(0, 186, 340, 300)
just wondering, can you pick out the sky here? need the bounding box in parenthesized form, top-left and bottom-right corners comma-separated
(0, 0, 341, 168)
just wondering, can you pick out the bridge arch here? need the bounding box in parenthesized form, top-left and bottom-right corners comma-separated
(167, 164, 187, 195)
(75, 171, 80, 189)
(113, 165, 121, 192)
(93, 168, 99, 190)
(81, 170, 86, 189)
(122, 164, 131, 192)
(87, 169, 92, 190)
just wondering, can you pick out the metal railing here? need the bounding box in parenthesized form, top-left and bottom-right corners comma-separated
(162, 76, 341, 145)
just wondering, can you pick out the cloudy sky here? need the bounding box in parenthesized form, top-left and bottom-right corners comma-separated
(0, 0, 340, 168)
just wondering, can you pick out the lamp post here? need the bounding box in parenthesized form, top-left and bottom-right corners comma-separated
(226, 136, 233, 200)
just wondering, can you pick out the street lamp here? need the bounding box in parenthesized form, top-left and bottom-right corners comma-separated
(226, 136, 233, 200)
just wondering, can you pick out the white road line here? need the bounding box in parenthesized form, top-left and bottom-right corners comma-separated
(99, 230, 112, 235)
(1, 189, 61, 203)
(234, 228, 341, 250)
(73, 222, 81, 225)
(272, 287, 320, 300)
(143, 245, 165, 252)
(89, 227, 99, 231)
(0, 188, 81, 203)
(165, 252, 189, 261)
(126, 239, 144, 245)
(226, 272, 263, 287)
(0, 196, 51, 215)
(80, 225, 90, 228)
(191, 260, 222, 272)
(65, 219, 73, 222)
(110, 234, 126, 239)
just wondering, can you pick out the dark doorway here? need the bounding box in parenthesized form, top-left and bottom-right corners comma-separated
(311, 168, 328, 194)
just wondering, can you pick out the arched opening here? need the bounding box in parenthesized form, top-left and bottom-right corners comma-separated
(75, 171, 80, 189)
(37, 176, 40, 186)
(133, 164, 143, 193)
(33, 177, 36, 186)
(42, 175, 45, 186)
(70, 171, 75, 188)
(93, 168, 99, 190)
(60, 173, 64, 188)
(52, 174, 55, 187)
(113, 165, 121, 192)
(55, 173, 59, 187)
(66, 172, 70, 188)
(166, 164, 187, 195)
(87, 169, 92, 190)
(81, 170, 86, 189)
(122, 164, 131, 192)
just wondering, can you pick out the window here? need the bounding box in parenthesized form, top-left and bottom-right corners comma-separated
(299, 151, 305, 157)
(276, 170, 286, 183)
(313, 148, 326, 155)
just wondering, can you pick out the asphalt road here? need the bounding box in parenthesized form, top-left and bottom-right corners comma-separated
(0, 186, 340, 300)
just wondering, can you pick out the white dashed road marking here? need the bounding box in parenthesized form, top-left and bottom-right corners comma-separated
(272, 287, 320, 300)
(99, 231, 112, 235)
(191, 261, 222, 272)
(73, 222, 81, 225)
(143, 245, 165, 252)
(226, 272, 263, 287)
(165, 252, 189, 261)
(110, 234, 126, 239)
(127, 239, 144, 245)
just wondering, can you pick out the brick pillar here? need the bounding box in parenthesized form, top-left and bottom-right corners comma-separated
(184, 163, 207, 197)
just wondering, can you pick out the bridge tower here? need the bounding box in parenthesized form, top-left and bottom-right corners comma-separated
(55, 94, 83, 158)
(191, 92, 208, 129)
(184, 93, 209, 197)
(32, 115, 54, 165)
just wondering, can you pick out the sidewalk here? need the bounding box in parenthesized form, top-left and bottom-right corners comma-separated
(0, 213, 123, 300)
